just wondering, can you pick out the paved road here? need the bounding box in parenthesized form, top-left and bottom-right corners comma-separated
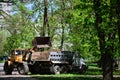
(0, 63, 4, 75)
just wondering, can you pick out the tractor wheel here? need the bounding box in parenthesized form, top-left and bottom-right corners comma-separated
(79, 65, 87, 74)
(53, 65, 61, 74)
(4, 62, 13, 75)
(17, 63, 29, 75)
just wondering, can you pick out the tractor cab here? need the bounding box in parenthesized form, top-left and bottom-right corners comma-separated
(4, 49, 29, 75)
(8, 49, 25, 63)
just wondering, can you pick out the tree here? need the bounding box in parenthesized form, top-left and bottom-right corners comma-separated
(59, 0, 65, 50)
(4, 26, 35, 52)
(94, 0, 117, 80)
(43, 0, 49, 36)
(67, 0, 98, 59)
(116, 0, 120, 50)
(2, 1, 36, 52)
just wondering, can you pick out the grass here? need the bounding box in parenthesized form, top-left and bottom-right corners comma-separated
(34, 77, 102, 80)
(32, 77, 120, 80)
(31, 74, 102, 80)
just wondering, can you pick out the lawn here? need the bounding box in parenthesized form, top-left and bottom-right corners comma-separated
(34, 77, 102, 80)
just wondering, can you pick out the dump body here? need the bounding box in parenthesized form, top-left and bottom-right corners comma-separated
(31, 51, 50, 61)
(30, 51, 74, 63)
(50, 51, 74, 64)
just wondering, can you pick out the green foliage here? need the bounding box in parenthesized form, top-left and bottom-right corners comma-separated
(0, 29, 9, 55)
(65, 0, 100, 60)
(2, 1, 36, 53)
(1, 0, 120, 62)
(28, 0, 102, 61)
(3, 27, 35, 52)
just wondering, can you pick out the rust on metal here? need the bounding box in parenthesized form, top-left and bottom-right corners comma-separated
(31, 51, 50, 61)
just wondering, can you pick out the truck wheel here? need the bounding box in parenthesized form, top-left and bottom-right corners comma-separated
(4, 62, 13, 75)
(61, 66, 67, 73)
(53, 65, 61, 74)
(28, 65, 38, 74)
(17, 63, 29, 75)
(79, 65, 87, 74)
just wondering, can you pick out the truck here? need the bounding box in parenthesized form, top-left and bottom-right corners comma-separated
(3, 49, 29, 75)
(3, 37, 87, 75)
(27, 37, 88, 74)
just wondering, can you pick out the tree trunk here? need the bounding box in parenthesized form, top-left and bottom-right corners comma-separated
(43, 0, 48, 36)
(103, 33, 115, 80)
(116, 0, 120, 51)
(102, 0, 116, 79)
(102, 52, 113, 80)
(60, 0, 65, 50)
(93, 0, 105, 67)
(94, 0, 114, 80)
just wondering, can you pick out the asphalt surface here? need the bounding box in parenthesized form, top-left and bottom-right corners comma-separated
(0, 63, 4, 75)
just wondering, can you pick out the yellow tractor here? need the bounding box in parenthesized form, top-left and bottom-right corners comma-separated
(4, 49, 29, 75)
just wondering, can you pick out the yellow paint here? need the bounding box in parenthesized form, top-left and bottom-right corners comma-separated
(15, 55, 23, 63)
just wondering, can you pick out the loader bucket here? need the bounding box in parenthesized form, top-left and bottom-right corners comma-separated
(32, 37, 51, 48)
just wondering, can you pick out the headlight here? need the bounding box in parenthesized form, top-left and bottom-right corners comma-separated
(8, 56, 11, 59)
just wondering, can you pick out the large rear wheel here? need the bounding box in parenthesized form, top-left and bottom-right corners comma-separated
(61, 65, 68, 73)
(28, 64, 38, 74)
(4, 62, 13, 75)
